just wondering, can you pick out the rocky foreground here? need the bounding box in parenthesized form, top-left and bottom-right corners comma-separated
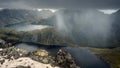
(0, 46, 80, 68)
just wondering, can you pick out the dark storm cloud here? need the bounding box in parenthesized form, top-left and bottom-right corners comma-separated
(0, 0, 120, 9)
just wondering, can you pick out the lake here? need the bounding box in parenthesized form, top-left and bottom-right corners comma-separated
(7, 23, 110, 68)
(7, 23, 50, 31)
(15, 43, 110, 68)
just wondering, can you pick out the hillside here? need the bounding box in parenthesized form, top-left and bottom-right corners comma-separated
(0, 9, 54, 27)
(85, 47, 120, 68)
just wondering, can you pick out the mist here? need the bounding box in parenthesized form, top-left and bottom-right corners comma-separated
(0, 0, 116, 47)
(55, 10, 70, 34)
(0, 7, 114, 47)
(54, 9, 112, 47)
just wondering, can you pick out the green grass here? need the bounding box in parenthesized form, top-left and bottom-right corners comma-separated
(85, 47, 120, 68)
(0, 28, 21, 42)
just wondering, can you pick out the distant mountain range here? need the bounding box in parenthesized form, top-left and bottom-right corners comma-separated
(0, 9, 120, 47)
(0, 9, 54, 27)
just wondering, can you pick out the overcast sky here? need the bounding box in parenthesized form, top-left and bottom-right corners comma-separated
(0, 0, 120, 9)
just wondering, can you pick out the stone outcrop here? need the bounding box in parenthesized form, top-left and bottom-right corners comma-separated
(0, 39, 12, 48)
(55, 49, 80, 68)
(0, 46, 80, 68)
(28, 49, 55, 64)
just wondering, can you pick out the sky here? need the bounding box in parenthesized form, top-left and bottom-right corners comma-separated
(0, 0, 120, 9)
(0, 0, 119, 14)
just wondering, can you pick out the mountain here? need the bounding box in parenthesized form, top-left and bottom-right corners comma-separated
(38, 10, 54, 19)
(1, 9, 120, 48)
(0, 9, 54, 27)
(19, 28, 75, 46)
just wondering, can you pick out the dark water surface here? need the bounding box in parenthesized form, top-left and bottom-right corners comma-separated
(14, 43, 110, 68)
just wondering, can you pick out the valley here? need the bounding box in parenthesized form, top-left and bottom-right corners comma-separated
(0, 8, 120, 68)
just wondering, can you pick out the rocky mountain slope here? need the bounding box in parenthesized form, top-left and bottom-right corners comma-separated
(0, 9, 54, 27)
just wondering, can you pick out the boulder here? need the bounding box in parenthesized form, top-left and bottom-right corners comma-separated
(34, 49, 48, 57)
(29, 49, 55, 64)
(55, 49, 80, 68)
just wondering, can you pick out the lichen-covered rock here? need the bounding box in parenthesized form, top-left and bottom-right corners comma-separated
(55, 49, 80, 68)
(34, 49, 48, 57)
(0, 39, 12, 48)
(0, 47, 27, 59)
(0, 46, 80, 68)
(28, 50, 55, 64)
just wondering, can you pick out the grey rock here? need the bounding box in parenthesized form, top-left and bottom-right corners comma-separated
(55, 49, 80, 68)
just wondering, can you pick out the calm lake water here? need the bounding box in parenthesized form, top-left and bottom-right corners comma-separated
(7, 24, 50, 31)
(15, 43, 110, 68)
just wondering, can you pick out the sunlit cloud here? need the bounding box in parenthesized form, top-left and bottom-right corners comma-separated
(98, 9, 118, 14)
(37, 9, 42, 11)
(49, 9, 58, 13)
(37, 8, 58, 13)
